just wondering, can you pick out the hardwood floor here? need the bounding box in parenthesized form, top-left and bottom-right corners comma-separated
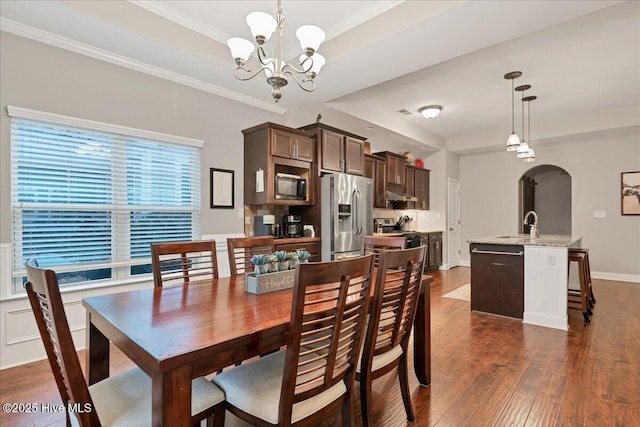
(2, 267, 639, 426)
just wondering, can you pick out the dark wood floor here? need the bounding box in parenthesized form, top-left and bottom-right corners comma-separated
(2, 267, 639, 426)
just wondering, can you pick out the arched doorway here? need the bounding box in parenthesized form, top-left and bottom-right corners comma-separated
(519, 165, 572, 235)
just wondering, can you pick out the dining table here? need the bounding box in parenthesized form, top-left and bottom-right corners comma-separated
(83, 273, 432, 426)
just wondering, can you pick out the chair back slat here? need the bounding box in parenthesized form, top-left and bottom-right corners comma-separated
(364, 235, 406, 268)
(25, 259, 101, 426)
(279, 255, 374, 422)
(151, 240, 219, 287)
(226, 236, 275, 276)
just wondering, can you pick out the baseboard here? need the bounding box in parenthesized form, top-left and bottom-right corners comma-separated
(459, 259, 471, 267)
(592, 271, 640, 284)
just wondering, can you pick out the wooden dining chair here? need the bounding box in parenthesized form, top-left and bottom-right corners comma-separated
(227, 236, 275, 276)
(24, 258, 225, 426)
(151, 240, 219, 288)
(364, 235, 406, 268)
(356, 245, 426, 426)
(212, 255, 375, 427)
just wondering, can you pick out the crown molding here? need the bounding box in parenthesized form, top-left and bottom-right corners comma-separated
(129, 0, 229, 43)
(0, 18, 287, 115)
(324, 0, 404, 39)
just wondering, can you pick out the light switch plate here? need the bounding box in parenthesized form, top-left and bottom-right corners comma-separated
(593, 210, 606, 218)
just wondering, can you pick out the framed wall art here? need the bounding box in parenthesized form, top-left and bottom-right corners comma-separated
(621, 171, 640, 215)
(210, 168, 234, 209)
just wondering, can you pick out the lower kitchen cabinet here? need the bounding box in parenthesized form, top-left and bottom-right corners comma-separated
(421, 232, 442, 270)
(275, 239, 321, 262)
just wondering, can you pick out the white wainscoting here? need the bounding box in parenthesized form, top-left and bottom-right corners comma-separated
(0, 233, 245, 370)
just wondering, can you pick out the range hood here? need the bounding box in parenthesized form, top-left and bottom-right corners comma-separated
(386, 190, 418, 203)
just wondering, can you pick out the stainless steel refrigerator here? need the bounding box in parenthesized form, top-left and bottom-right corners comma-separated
(321, 172, 373, 261)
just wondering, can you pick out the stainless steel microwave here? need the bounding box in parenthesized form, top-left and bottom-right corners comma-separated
(275, 173, 307, 200)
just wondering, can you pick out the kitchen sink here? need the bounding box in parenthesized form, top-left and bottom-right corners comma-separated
(495, 235, 522, 239)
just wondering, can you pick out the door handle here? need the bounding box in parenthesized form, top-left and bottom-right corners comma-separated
(449, 227, 454, 231)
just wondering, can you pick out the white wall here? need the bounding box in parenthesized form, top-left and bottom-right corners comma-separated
(459, 126, 640, 282)
(0, 33, 281, 369)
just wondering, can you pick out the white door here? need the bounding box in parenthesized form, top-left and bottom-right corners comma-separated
(448, 179, 461, 268)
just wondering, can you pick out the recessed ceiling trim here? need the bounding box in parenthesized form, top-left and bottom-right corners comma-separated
(0, 18, 287, 115)
(323, 0, 405, 40)
(129, 0, 229, 43)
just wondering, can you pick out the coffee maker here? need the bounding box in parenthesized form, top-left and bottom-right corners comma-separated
(283, 215, 303, 238)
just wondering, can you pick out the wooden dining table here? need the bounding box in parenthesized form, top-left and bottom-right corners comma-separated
(83, 273, 432, 426)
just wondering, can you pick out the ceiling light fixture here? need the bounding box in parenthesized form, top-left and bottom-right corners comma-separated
(226, 0, 325, 102)
(504, 71, 522, 151)
(515, 84, 532, 159)
(419, 105, 442, 119)
(522, 95, 537, 163)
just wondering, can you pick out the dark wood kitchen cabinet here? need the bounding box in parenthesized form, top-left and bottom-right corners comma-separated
(242, 122, 315, 205)
(275, 239, 321, 262)
(377, 151, 406, 187)
(299, 122, 366, 176)
(470, 243, 525, 319)
(364, 154, 388, 208)
(421, 232, 442, 270)
(405, 165, 430, 210)
(271, 127, 314, 162)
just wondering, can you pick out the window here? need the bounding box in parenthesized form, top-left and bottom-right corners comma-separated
(9, 107, 202, 291)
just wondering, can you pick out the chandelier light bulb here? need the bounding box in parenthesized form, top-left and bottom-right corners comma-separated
(226, 38, 255, 64)
(246, 12, 277, 44)
(296, 25, 325, 55)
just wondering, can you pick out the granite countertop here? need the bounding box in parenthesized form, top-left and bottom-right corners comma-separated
(468, 234, 582, 247)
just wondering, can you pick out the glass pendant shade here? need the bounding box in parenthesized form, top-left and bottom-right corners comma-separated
(296, 25, 325, 52)
(506, 132, 521, 151)
(246, 12, 277, 42)
(301, 53, 325, 74)
(523, 147, 536, 162)
(227, 38, 255, 62)
(516, 141, 530, 158)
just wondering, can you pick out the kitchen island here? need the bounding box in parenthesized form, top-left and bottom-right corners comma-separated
(469, 234, 582, 330)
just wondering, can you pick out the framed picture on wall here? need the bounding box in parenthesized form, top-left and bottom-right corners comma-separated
(210, 168, 234, 209)
(621, 171, 640, 215)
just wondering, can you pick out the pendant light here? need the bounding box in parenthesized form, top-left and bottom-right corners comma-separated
(523, 95, 537, 162)
(504, 71, 522, 151)
(515, 84, 532, 158)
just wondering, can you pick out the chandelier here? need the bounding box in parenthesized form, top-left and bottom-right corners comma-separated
(226, 0, 326, 102)
(504, 70, 537, 162)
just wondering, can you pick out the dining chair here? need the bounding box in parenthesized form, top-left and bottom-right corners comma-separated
(151, 240, 219, 288)
(364, 235, 406, 268)
(227, 236, 275, 276)
(356, 245, 426, 426)
(24, 258, 225, 426)
(212, 254, 375, 427)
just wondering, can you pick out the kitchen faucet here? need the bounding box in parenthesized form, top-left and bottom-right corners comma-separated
(523, 211, 539, 238)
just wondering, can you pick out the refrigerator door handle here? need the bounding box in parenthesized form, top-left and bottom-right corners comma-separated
(357, 189, 363, 235)
(352, 189, 358, 235)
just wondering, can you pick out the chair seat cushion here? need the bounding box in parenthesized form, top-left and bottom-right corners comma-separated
(212, 350, 346, 425)
(89, 367, 224, 425)
(357, 344, 403, 373)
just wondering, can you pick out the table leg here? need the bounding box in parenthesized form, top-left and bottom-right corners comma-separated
(413, 276, 432, 386)
(152, 365, 192, 427)
(86, 312, 109, 385)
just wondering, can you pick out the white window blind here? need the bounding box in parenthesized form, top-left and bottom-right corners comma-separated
(10, 109, 201, 290)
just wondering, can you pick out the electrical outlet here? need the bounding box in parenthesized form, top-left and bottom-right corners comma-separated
(593, 210, 606, 218)
(546, 254, 556, 265)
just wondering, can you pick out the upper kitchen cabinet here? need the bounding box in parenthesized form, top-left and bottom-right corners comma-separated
(299, 122, 366, 176)
(406, 165, 430, 210)
(374, 151, 406, 187)
(364, 154, 388, 208)
(271, 127, 314, 162)
(242, 122, 315, 206)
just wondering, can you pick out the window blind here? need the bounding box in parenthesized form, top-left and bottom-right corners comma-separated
(10, 115, 201, 289)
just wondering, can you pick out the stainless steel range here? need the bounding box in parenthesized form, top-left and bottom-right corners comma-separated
(373, 217, 422, 248)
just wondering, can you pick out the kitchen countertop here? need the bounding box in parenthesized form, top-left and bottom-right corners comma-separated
(468, 234, 582, 247)
(274, 236, 320, 244)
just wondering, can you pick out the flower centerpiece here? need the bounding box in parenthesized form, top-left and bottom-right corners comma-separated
(274, 250, 290, 271)
(250, 254, 269, 275)
(266, 254, 278, 273)
(288, 251, 299, 269)
(296, 249, 310, 263)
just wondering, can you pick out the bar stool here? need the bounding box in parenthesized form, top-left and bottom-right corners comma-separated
(568, 249, 592, 323)
(571, 248, 595, 306)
